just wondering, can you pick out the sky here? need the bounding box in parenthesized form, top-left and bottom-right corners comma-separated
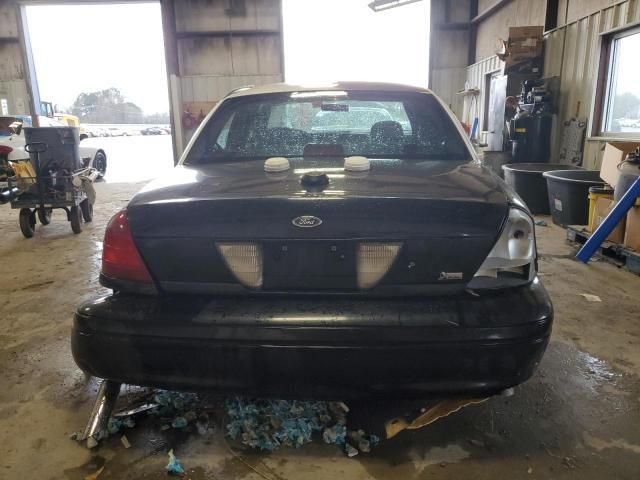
(614, 32, 640, 97)
(283, 0, 430, 87)
(25, 3, 169, 114)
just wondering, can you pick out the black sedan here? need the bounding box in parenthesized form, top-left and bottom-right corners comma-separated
(72, 82, 552, 398)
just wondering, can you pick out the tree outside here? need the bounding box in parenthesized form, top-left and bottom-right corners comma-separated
(612, 92, 640, 121)
(71, 87, 169, 124)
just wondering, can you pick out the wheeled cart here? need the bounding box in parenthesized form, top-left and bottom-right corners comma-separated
(7, 127, 97, 238)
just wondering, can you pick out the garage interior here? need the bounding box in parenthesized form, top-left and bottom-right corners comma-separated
(1, 0, 640, 479)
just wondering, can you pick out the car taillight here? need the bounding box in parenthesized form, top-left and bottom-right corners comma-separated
(0, 145, 13, 157)
(102, 209, 152, 283)
(217, 243, 263, 288)
(468, 207, 536, 289)
(357, 243, 402, 289)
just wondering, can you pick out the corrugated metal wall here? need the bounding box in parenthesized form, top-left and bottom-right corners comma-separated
(474, 0, 546, 60)
(465, 0, 640, 167)
(429, 0, 473, 119)
(546, 0, 640, 169)
(179, 74, 281, 106)
(462, 55, 502, 144)
(164, 0, 283, 156)
(0, 2, 29, 115)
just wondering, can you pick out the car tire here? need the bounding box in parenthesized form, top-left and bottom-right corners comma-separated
(70, 206, 82, 234)
(37, 208, 52, 225)
(94, 151, 107, 178)
(19, 208, 35, 238)
(80, 199, 93, 222)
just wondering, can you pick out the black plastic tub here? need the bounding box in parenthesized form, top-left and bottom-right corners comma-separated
(542, 170, 606, 226)
(502, 163, 583, 214)
(24, 126, 82, 171)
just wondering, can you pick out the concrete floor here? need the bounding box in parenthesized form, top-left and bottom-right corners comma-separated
(1, 178, 639, 480)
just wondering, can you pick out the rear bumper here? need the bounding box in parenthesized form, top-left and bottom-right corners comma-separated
(72, 278, 553, 398)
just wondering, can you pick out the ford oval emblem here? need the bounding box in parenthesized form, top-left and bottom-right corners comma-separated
(292, 215, 323, 228)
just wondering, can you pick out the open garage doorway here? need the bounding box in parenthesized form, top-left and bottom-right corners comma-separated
(282, 0, 430, 87)
(23, 2, 173, 183)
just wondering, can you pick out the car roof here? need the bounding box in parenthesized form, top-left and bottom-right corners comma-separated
(225, 81, 432, 99)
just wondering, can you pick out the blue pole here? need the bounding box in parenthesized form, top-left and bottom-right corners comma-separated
(470, 117, 479, 140)
(576, 176, 640, 262)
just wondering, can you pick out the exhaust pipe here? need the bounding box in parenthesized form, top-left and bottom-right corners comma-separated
(79, 379, 121, 448)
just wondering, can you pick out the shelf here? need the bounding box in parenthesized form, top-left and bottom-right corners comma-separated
(457, 88, 480, 97)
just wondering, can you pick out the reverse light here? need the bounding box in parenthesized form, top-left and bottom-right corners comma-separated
(357, 243, 402, 289)
(471, 208, 536, 286)
(217, 243, 263, 288)
(102, 210, 153, 283)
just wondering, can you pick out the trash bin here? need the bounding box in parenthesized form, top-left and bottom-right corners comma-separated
(542, 170, 606, 226)
(24, 126, 82, 172)
(502, 163, 583, 214)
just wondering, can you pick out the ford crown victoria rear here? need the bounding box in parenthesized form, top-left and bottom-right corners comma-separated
(72, 82, 553, 398)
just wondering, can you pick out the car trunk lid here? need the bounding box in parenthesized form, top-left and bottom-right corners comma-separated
(127, 158, 508, 294)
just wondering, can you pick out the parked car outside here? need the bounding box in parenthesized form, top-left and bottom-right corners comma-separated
(83, 125, 97, 138)
(0, 115, 107, 177)
(83, 125, 107, 138)
(107, 126, 125, 137)
(141, 126, 164, 135)
(123, 126, 140, 136)
(72, 82, 552, 398)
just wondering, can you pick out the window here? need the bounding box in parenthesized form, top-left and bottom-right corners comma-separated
(598, 26, 640, 136)
(185, 92, 470, 164)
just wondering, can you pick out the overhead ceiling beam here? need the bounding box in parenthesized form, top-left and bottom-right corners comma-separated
(471, 0, 513, 24)
(175, 29, 280, 39)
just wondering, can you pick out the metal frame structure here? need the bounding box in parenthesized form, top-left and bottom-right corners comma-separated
(368, 0, 424, 12)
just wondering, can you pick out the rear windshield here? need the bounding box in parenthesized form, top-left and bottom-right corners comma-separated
(184, 91, 470, 164)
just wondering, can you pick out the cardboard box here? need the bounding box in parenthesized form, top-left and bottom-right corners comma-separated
(509, 26, 545, 40)
(508, 26, 544, 56)
(600, 141, 640, 187)
(624, 206, 640, 251)
(593, 197, 626, 244)
(497, 26, 544, 75)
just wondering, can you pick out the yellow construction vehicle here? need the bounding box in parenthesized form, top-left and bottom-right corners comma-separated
(41, 101, 88, 140)
(54, 113, 88, 140)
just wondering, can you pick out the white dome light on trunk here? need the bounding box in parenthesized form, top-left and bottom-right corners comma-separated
(264, 157, 290, 173)
(344, 156, 370, 172)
